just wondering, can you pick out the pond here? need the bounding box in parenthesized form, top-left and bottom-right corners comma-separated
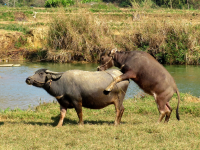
(0, 61, 200, 110)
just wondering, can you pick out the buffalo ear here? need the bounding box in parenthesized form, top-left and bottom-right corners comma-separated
(45, 70, 63, 80)
(46, 74, 62, 80)
(52, 74, 62, 80)
(46, 74, 52, 80)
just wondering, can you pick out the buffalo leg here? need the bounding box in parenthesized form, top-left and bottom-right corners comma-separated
(114, 99, 125, 125)
(114, 107, 121, 125)
(118, 105, 125, 124)
(105, 72, 136, 92)
(74, 102, 83, 125)
(153, 93, 167, 122)
(57, 106, 67, 127)
(164, 102, 172, 123)
(157, 104, 166, 122)
(154, 91, 173, 123)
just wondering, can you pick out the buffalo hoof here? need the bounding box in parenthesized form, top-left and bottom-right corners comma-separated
(78, 122, 84, 126)
(114, 123, 120, 126)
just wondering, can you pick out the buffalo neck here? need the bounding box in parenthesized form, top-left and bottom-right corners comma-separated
(43, 79, 63, 97)
(113, 52, 129, 68)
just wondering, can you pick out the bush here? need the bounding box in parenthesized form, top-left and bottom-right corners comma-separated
(119, 0, 131, 7)
(45, 0, 74, 7)
(48, 11, 114, 61)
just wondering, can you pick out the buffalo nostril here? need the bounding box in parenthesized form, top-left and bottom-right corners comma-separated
(97, 67, 102, 71)
(26, 78, 31, 84)
(103, 90, 110, 95)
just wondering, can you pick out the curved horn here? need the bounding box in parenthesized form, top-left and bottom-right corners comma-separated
(108, 48, 118, 57)
(45, 70, 63, 74)
(111, 48, 117, 54)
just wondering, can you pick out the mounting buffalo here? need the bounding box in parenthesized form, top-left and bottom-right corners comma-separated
(97, 49, 180, 123)
(26, 69, 129, 126)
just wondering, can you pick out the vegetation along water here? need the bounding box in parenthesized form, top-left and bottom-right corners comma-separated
(0, 1, 200, 149)
(0, 1, 200, 64)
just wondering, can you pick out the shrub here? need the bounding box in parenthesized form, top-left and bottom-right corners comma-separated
(48, 11, 114, 61)
(45, 0, 74, 7)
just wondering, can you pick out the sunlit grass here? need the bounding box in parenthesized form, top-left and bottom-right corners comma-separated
(0, 93, 199, 149)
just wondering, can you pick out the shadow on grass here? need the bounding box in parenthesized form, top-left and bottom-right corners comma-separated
(0, 114, 127, 127)
(51, 114, 126, 126)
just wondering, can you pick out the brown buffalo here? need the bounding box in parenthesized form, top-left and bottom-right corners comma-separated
(97, 48, 180, 123)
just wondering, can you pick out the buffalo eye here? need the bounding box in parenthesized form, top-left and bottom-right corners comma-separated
(39, 72, 43, 76)
(101, 57, 104, 61)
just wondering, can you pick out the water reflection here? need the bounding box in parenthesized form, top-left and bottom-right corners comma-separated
(0, 61, 200, 110)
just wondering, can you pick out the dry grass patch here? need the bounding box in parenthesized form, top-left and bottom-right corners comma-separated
(1, 7, 200, 64)
(45, 8, 200, 64)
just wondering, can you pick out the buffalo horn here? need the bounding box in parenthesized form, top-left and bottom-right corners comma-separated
(45, 70, 63, 74)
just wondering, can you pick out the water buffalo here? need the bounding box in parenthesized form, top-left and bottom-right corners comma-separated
(26, 69, 129, 126)
(97, 48, 180, 123)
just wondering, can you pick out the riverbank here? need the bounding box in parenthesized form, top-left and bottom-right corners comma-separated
(0, 6, 200, 64)
(0, 93, 199, 149)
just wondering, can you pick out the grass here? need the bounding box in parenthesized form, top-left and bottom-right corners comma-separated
(46, 7, 200, 64)
(0, 93, 200, 149)
(0, 24, 30, 34)
(0, 6, 200, 64)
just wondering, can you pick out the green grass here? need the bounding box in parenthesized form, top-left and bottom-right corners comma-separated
(0, 24, 30, 34)
(0, 93, 200, 149)
(0, 12, 15, 21)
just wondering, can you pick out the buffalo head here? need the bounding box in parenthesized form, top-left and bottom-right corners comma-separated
(97, 48, 118, 71)
(26, 69, 63, 87)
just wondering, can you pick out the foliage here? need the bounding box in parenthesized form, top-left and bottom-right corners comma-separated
(45, 0, 74, 7)
(48, 11, 114, 61)
(89, 2, 121, 12)
(15, 36, 28, 48)
(119, 0, 132, 7)
(0, 6, 200, 64)
(163, 26, 189, 64)
(0, 12, 15, 21)
(0, 0, 200, 9)
(0, 24, 30, 34)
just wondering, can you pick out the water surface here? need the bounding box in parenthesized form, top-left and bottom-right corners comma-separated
(0, 61, 200, 110)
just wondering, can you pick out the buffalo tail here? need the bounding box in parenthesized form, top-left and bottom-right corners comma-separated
(176, 89, 180, 120)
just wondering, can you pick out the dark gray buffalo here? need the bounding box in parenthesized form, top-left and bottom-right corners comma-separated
(26, 69, 129, 126)
(97, 49, 180, 123)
